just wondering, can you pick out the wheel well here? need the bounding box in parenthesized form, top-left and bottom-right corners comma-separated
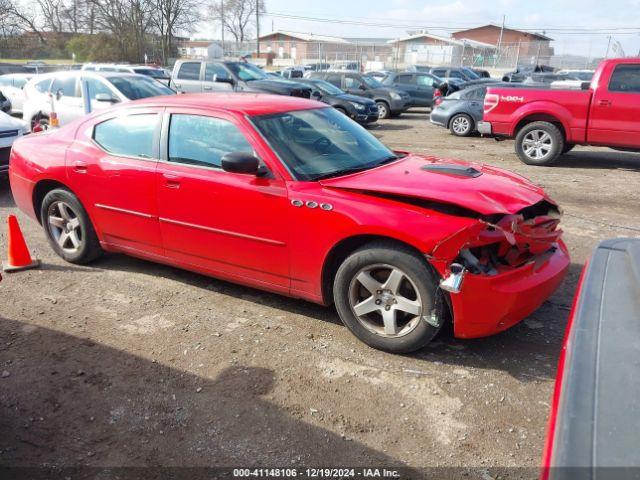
(32, 179, 70, 224)
(514, 115, 566, 140)
(321, 234, 437, 305)
(374, 99, 389, 107)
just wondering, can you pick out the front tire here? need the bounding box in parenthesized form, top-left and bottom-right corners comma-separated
(515, 121, 564, 166)
(333, 242, 444, 353)
(41, 189, 103, 264)
(376, 101, 390, 119)
(449, 113, 474, 137)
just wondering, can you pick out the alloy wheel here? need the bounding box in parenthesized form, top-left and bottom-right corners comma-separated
(451, 115, 471, 135)
(377, 103, 389, 119)
(522, 129, 553, 161)
(348, 264, 423, 338)
(47, 201, 83, 254)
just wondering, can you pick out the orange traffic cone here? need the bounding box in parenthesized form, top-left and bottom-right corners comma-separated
(2, 215, 40, 272)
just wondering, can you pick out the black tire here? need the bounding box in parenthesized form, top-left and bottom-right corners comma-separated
(562, 143, 575, 154)
(376, 101, 390, 119)
(515, 121, 564, 166)
(334, 106, 348, 117)
(333, 242, 444, 353)
(449, 113, 474, 137)
(40, 188, 103, 264)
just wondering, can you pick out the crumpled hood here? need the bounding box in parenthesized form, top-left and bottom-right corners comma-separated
(319, 153, 553, 216)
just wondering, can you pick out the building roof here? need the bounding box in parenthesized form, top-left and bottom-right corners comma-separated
(258, 30, 349, 44)
(452, 24, 553, 42)
(387, 32, 464, 45)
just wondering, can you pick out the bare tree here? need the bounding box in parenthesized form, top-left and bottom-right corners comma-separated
(209, 0, 265, 44)
(3, 0, 48, 44)
(151, 0, 201, 64)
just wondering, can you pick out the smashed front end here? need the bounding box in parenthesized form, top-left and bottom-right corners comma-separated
(429, 200, 570, 339)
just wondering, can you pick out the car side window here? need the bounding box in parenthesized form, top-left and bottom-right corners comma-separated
(343, 76, 363, 89)
(432, 69, 446, 77)
(14, 78, 28, 88)
(168, 114, 254, 169)
(0, 77, 10, 87)
(177, 62, 201, 81)
(609, 64, 640, 93)
(51, 76, 79, 97)
(33, 78, 52, 93)
(416, 75, 435, 87)
(326, 74, 342, 87)
(449, 71, 465, 79)
(83, 77, 114, 99)
(396, 75, 413, 84)
(93, 114, 158, 159)
(204, 63, 230, 82)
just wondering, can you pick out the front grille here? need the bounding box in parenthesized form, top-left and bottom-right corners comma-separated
(291, 88, 311, 99)
(0, 148, 10, 168)
(0, 129, 19, 139)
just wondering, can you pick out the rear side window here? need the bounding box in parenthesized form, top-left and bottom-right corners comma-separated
(204, 63, 230, 82)
(93, 114, 158, 159)
(33, 78, 52, 93)
(51, 76, 79, 97)
(343, 76, 363, 89)
(168, 114, 253, 169)
(177, 62, 201, 80)
(396, 75, 413, 84)
(326, 74, 342, 87)
(609, 64, 640, 93)
(432, 69, 446, 77)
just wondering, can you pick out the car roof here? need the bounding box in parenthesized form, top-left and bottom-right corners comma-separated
(32, 70, 145, 80)
(130, 93, 326, 116)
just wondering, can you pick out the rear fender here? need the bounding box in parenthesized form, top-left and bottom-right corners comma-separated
(510, 102, 574, 142)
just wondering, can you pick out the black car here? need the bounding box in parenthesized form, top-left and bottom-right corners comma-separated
(170, 60, 312, 98)
(308, 71, 411, 119)
(430, 83, 498, 137)
(381, 71, 441, 108)
(295, 79, 378, 125)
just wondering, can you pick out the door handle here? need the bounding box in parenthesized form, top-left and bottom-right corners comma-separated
(598, 99, 612, 107)
(73, 160, 88, 173)
(203, 86, 213, 91)
(162, 173, 181, 189)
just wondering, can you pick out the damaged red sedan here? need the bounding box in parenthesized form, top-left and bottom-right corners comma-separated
(9, 94, 569, 353)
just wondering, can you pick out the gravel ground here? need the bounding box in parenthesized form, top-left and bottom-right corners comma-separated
(1, 110, 639, 477)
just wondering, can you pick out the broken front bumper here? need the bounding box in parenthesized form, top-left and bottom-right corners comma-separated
(448, 240, 569, 339)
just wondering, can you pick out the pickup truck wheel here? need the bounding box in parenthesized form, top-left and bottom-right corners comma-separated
(376, 101, 390, 119)
(449, 113, 474, 137)
(515, 121, 564, 166)
(333, 242, 443, 353)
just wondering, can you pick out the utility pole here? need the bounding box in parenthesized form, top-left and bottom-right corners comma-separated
(220, 0, 225, 58)
(494, 14, 505, 68)
(605, 36, 612, 58)
(256, 0, 260, 58)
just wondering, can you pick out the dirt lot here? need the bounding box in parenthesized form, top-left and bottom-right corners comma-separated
(1, 111, 639, 477)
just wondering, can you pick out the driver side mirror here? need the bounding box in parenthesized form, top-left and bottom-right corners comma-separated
(95, 93, 119, 103)
(221, 152, 263, 175)
(311, 90, 322, 100)
(55, 88, 64, 100)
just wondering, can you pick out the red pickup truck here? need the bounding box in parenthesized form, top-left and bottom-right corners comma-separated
(478, 58, 640, 165)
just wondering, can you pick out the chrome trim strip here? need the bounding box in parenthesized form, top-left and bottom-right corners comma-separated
(159, 217, 286, 247)
(94, 203, 155, 219)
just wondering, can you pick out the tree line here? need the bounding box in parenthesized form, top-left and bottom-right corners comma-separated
(0, 0, 264, 64)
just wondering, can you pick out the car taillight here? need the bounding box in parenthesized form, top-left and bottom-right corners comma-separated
(433, 88, 443, 106)
(484, 93, 499, 113)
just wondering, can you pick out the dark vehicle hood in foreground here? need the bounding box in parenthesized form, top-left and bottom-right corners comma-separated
(320, 153, 551, 215)
(244, 79, 311, 95)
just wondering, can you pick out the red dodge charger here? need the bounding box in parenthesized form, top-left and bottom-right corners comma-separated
(9, 94, 569, 352)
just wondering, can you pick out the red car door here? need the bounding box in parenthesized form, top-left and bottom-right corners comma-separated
(66, 108, 163, 255)
(588, 62, 640, 147)
(156, 108, 291, 290)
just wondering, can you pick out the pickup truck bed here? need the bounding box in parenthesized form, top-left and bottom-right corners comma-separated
(479, 58, 640, 166)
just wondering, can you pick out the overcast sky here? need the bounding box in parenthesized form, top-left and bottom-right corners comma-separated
(198, 0, 640, 58)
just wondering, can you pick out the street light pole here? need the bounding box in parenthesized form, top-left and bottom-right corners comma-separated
(221, 0, 225, 59)
(256, 0, 260, 58)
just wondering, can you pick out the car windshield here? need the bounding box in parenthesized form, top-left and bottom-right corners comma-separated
(361, 75, 383, 88)
(251, 107, 398, 181)
(133, 68, 168, 79)
(226, 62, 267, 81)
(108, 75, 175, 100)
(313, 80, 344, 95)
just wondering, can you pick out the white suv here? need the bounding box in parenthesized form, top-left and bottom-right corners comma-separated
(22, 70, 175, 131)
(82, 64, 171, 85)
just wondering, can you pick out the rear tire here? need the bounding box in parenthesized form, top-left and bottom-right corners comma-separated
(40, 189, 103, 264)
(376, 101, 390, 119)
(333, 242, 444, 353)
(449, 113, 474, 137)
(515, 121, 564, 166)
